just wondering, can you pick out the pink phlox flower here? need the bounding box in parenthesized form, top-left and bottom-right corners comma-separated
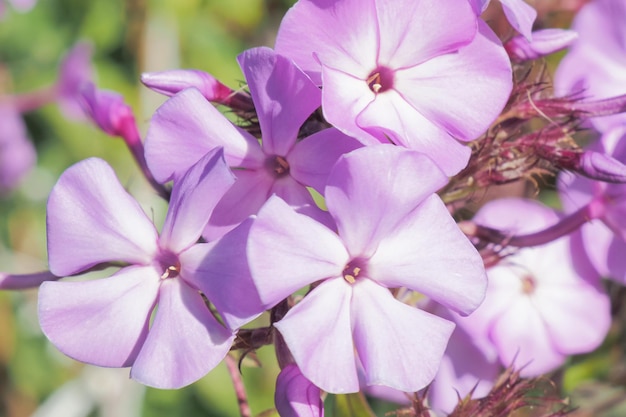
(555, 0, 626, 132)
(56, 41, 95, 120)
(246, 145, 487, 393)
(145, 46, 362, 240)
(39, 148, 255, 389)
(0, 102, 36, 195)
(460, 198, 611, 377)
(471, 0, 537, 41)
(275, 364, 324, 417)
(274, 0, 512, 176)
(559, 125, 626, 283)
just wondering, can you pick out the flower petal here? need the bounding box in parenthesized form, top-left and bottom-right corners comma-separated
(275, 278, 358, 393)
(395, 21, 512, 142)
(47, 158, 159, 276)
(355, 90, 472, 176)
(375, 0, 476, 68)
(38, 266, 160, 368)
(181, 220, 264, 331)
(288, 128, 363, 193)
(130, 277, 235, 388)
(368, 195, 486, 315)
(160, 148, 236, 253)
(238, 47, 321, 156)
(351, 279, 454, 392)
(275, 364, 324, 417)
(500, 0, 537, 41)
(0, 271, 59, 290)
(275, 0, 379, 84)
(325, 145, 449, 258)
(145, 88, 263, 183)
(247, 195, 349, 308)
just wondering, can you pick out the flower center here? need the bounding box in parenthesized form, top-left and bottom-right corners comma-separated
(366, 66, 394, 94)
(267, 155, 290, 178)
(343, 259, 367, 284)
(521, 275, 535, 294)
(157, 250, 181, 280)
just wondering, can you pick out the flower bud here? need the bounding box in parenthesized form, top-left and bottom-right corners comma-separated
(578, 150, 626, 183)
(80, 82, 134, 137)
(505, 29, 578, 62)
(141, 69, 233, 101)
(0, 271, 58, 290)
(275, 364, 324, 417)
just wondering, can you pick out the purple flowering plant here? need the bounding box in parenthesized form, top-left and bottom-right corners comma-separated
(4, 0, 626, 416)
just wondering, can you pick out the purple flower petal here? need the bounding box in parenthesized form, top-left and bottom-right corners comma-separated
(38, 266, 160, 368)
(275, 0, 379, 85)
(351, 279, 454, 392)
(368, 195, 487, 315)
(325, 145, 449, 258)
(180, 220, 263, 331)
(238, 47, 322, 155)
(247, 196, 348, 308)
(275, 278, 358, 393)
(288, 128, 363, 193)
(160, 148, 235, 253)
(375, 0, 476, 68)
(47, 158, 159, 276)
(355, 90, 472, 176)
(395, 21, 512, 142)
(0, 103, 35, 194)
(141, 69, 233, 101)
(145, 88, 264, 183)
(275, 364, 324, 417)
(204, 168, 275, 241)
(56, 42, 94, 120)
(130, 277, 235, 388)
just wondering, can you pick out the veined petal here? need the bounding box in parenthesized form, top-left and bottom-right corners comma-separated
(160, 148, 235, 253)
(351, 279, 454, 392)
(395, 21, 512, 142)
(320, 64, 381, 146)
(375, 0, 476, 68)
(288, 128, 363, 193)
(145, 88, 263, 183)
(247, 196, 348, 308)
(238, 47, 321, 155)
(367, 195, 486, 315)
(131, 278, 235, 389)
(534, 283, 610, 355)
(325, 146, 449, 258)
(38, 265, 160, 368)
(356, 91, 472, 176)
(47, 158, 159, 276)
(275, 278, 358, 393)
(204, 168, 274, 241)
(275, 0, 379, 84)
(490, 297, 566, 376)
(181, 220, 264, 331)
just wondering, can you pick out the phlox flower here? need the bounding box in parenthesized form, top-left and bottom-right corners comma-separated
(56, 42, 94, 120)
(0, 102, 36, 195)
(559, 125, 626, 283)
(555, 0, 626, 132)
(460, 198, 611, 377)
(145, 46, 361, 239)
(39, 148, 247, 389)
(246, 145, 487, 393)
(274, 0, 512, 176)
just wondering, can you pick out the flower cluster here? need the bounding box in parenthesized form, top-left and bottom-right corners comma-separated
(3, 0, 626, 416)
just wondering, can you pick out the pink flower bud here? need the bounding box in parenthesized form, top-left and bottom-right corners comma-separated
(0, 271, 58, 290)
(578, 150, 626, 183)
(141, 69, 233, 102)
(81, 82, 134, 137)
(275, 364, 324, 417)
(505, 29, 578, 62)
